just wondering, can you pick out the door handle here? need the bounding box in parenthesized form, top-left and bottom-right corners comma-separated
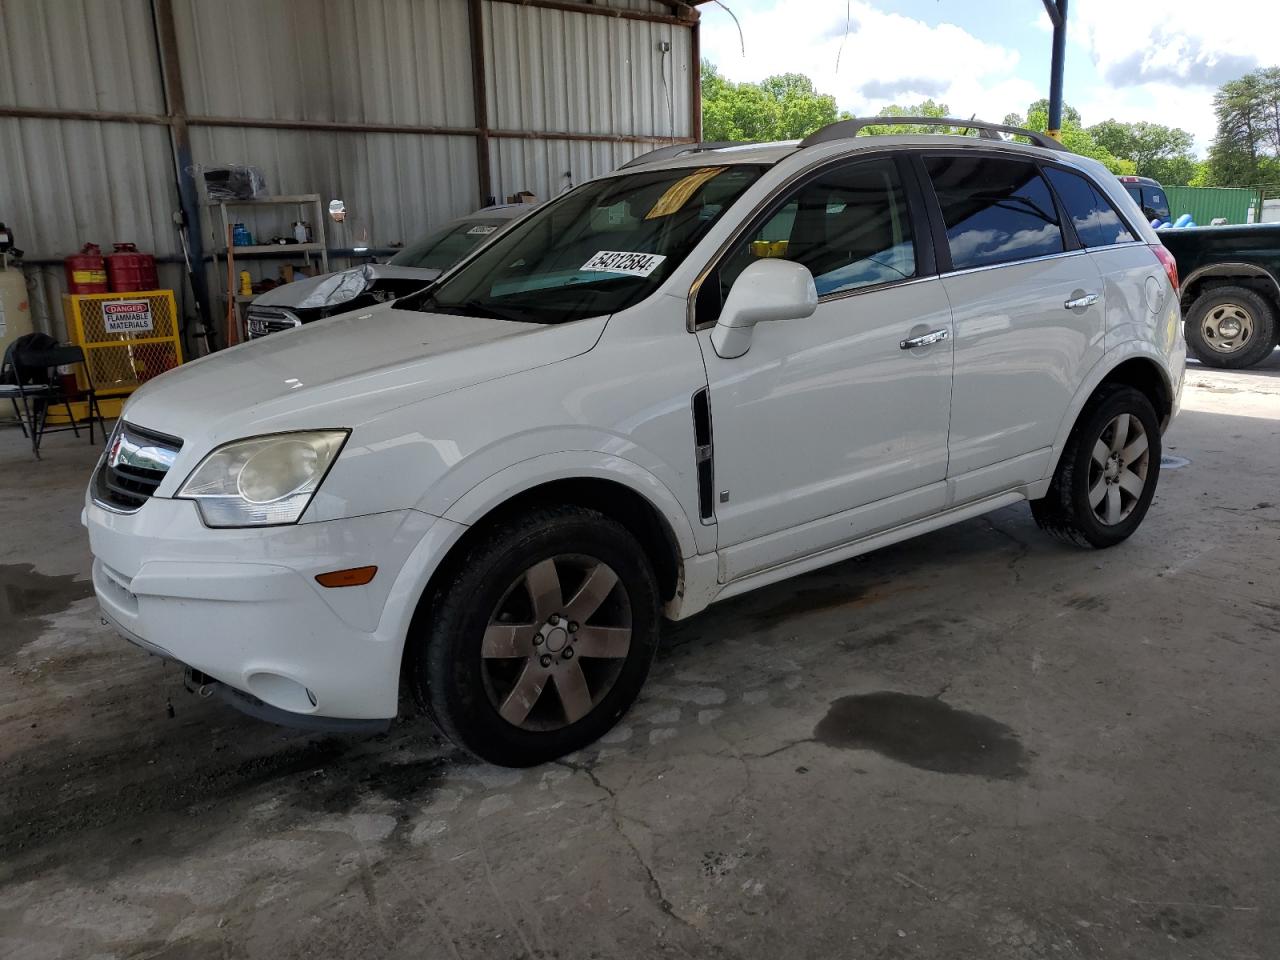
(1064, 293, 1100, 310)
(900, 328, 949, 350)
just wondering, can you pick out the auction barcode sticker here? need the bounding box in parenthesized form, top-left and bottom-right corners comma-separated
(466, 224, 498, 235)
(580, 251, 666, 277)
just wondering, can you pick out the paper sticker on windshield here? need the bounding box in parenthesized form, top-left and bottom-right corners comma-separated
(466, 224, 498, 235)
(581, 251, 667, 277)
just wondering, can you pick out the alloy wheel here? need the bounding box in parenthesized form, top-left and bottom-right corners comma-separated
(1201, 302, 1255, 354)
(1088, 413, 1151, 526)
(481, 555, 632, 731)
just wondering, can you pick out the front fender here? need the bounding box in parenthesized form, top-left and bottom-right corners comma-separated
(441, 451, 702, 560)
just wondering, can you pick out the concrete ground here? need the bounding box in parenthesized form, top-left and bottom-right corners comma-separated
(2, 355, 1279, 960)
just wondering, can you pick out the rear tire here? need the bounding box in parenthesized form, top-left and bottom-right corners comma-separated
(409, 505, 661, 767)
(1184, 285, 1276, 369)
(1031, 384, 1161, 548)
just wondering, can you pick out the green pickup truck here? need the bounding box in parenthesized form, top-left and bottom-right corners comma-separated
(1139, 183, 1280, 369)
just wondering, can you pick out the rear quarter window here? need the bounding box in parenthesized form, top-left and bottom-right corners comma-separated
(1043, 167, 1136, 248)
(925, 156, 1064, 270)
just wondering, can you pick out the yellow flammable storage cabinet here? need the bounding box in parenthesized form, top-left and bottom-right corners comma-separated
(59, 289, 183, 421)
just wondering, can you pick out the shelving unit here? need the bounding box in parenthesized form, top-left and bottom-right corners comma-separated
(207, 194, 329, 341)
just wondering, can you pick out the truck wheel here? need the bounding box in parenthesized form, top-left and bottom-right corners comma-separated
(409, 505, 661, 767)
(1184, 285, 1276, 369)
(1031, 384, 1161, 549)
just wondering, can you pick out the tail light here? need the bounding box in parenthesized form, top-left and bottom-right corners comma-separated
(1151, 243, 1179, 295)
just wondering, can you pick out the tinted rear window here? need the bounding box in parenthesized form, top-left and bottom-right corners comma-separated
(1142, 186, 1169, 220)
(1043, 167, 1136, 247)
(926, 156, 1064, 270)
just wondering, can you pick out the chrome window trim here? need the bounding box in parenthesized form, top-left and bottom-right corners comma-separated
(815, 274, 938, 305)
(938, 246, 1091, 280)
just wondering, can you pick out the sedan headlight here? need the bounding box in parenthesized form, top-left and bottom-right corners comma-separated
(177, 430, 349, 527)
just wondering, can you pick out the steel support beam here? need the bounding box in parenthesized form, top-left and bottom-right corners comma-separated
(151, 0, 211, 356)
(486, 0, 694, 26)
(0, 106, 685, 147)
(467, 0, 495, 204)
(1046, 0, 1068, 141)
(0, 105, 169, 125)
(690, 16, 702, 140)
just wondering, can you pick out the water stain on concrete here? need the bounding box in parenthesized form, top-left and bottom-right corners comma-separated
(0, 563, 95, 657)
(814, 691, 1027, 779)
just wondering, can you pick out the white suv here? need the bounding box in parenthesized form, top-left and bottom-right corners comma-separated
(86, 118, 1184, 766)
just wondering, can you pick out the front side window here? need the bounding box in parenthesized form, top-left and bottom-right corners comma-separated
(926, 156, 1064, 270)
(699, 157, 916, 322)
(1043, 167, 1136, 247)
(401, 165, 765, 324)
(388, 219, 507, 271)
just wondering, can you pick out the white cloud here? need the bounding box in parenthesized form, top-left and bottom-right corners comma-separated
(1074, 0, 1270, 89)
(701, 0, 1041, 126)
(1071, 0, 1274, 149)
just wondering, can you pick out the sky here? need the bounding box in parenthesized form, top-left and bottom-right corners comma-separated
(698, 0, 1279, 154)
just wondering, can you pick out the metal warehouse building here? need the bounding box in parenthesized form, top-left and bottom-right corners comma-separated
(0, 0, 699, 347)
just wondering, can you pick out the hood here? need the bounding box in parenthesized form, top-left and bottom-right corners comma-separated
(252, 263, 442, 311)
(123, 302, 606, 449)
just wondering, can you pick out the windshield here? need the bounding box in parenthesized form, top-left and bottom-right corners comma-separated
(401, 164, 765, 324)
(388, 218, 508, 270)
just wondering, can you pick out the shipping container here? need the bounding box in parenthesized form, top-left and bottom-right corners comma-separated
(1164, 186, 1262, 226)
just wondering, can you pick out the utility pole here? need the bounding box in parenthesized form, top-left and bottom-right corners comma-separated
(1042, 0, 1068, 142)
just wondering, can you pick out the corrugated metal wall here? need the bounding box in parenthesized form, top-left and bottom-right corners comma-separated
(1164, 186, 1262, 226)
(0, 0, 696, 339)
(0, 0, 181, 337)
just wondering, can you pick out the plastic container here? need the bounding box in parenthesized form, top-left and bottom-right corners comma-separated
(106, 243, 158, 292)
(232, 223, 253, 247)
(65, 243, 109, 294)
(0, 265, 35, 362)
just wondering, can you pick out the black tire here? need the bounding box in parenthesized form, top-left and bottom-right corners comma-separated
(1031, 384, 1161, 549)
(409, 505, 661, 767)
(1184, 285, 1277, 369)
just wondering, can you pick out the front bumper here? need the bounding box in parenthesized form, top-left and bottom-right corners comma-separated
(86, 495, 448, 720)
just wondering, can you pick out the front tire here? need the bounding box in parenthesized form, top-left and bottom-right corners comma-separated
(1184, 285, 1276, 369)
(1031, 384, 1161, 548)
(409, 505, 661, 767)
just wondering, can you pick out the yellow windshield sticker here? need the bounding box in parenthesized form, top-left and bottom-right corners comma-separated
(644, 167, 725, 220)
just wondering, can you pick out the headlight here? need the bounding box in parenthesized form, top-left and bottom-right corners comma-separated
(177, 430, 349, 527)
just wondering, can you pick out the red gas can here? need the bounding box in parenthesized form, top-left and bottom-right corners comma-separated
(106, 242, 158, 292)
(64, 243, 108, 294)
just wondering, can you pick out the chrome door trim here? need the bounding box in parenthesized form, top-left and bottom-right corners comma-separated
(1064, 293, 1100, 310)
(900, 328, 950, 349)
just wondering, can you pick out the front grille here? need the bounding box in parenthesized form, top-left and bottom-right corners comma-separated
(93, 422, 183, 512)
(247, 305, 302, 339)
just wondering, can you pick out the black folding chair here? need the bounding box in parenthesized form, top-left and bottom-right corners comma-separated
(1, 337, 54, 455)
(1, 333, 107, 458)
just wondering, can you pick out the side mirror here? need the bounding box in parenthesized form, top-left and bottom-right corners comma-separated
(711, 259, 817, 359)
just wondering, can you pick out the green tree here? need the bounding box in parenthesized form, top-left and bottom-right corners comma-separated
(700, 61, 846, 141)
(1207, 67, 1280, 186)
(862, 99, 956, 135)
(1005, 101, 1135, 175)
(1087, 119, 1199, 184)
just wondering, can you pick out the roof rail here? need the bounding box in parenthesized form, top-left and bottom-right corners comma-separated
(798, 117, 1066, 151)
(618, 141, 750, 169)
